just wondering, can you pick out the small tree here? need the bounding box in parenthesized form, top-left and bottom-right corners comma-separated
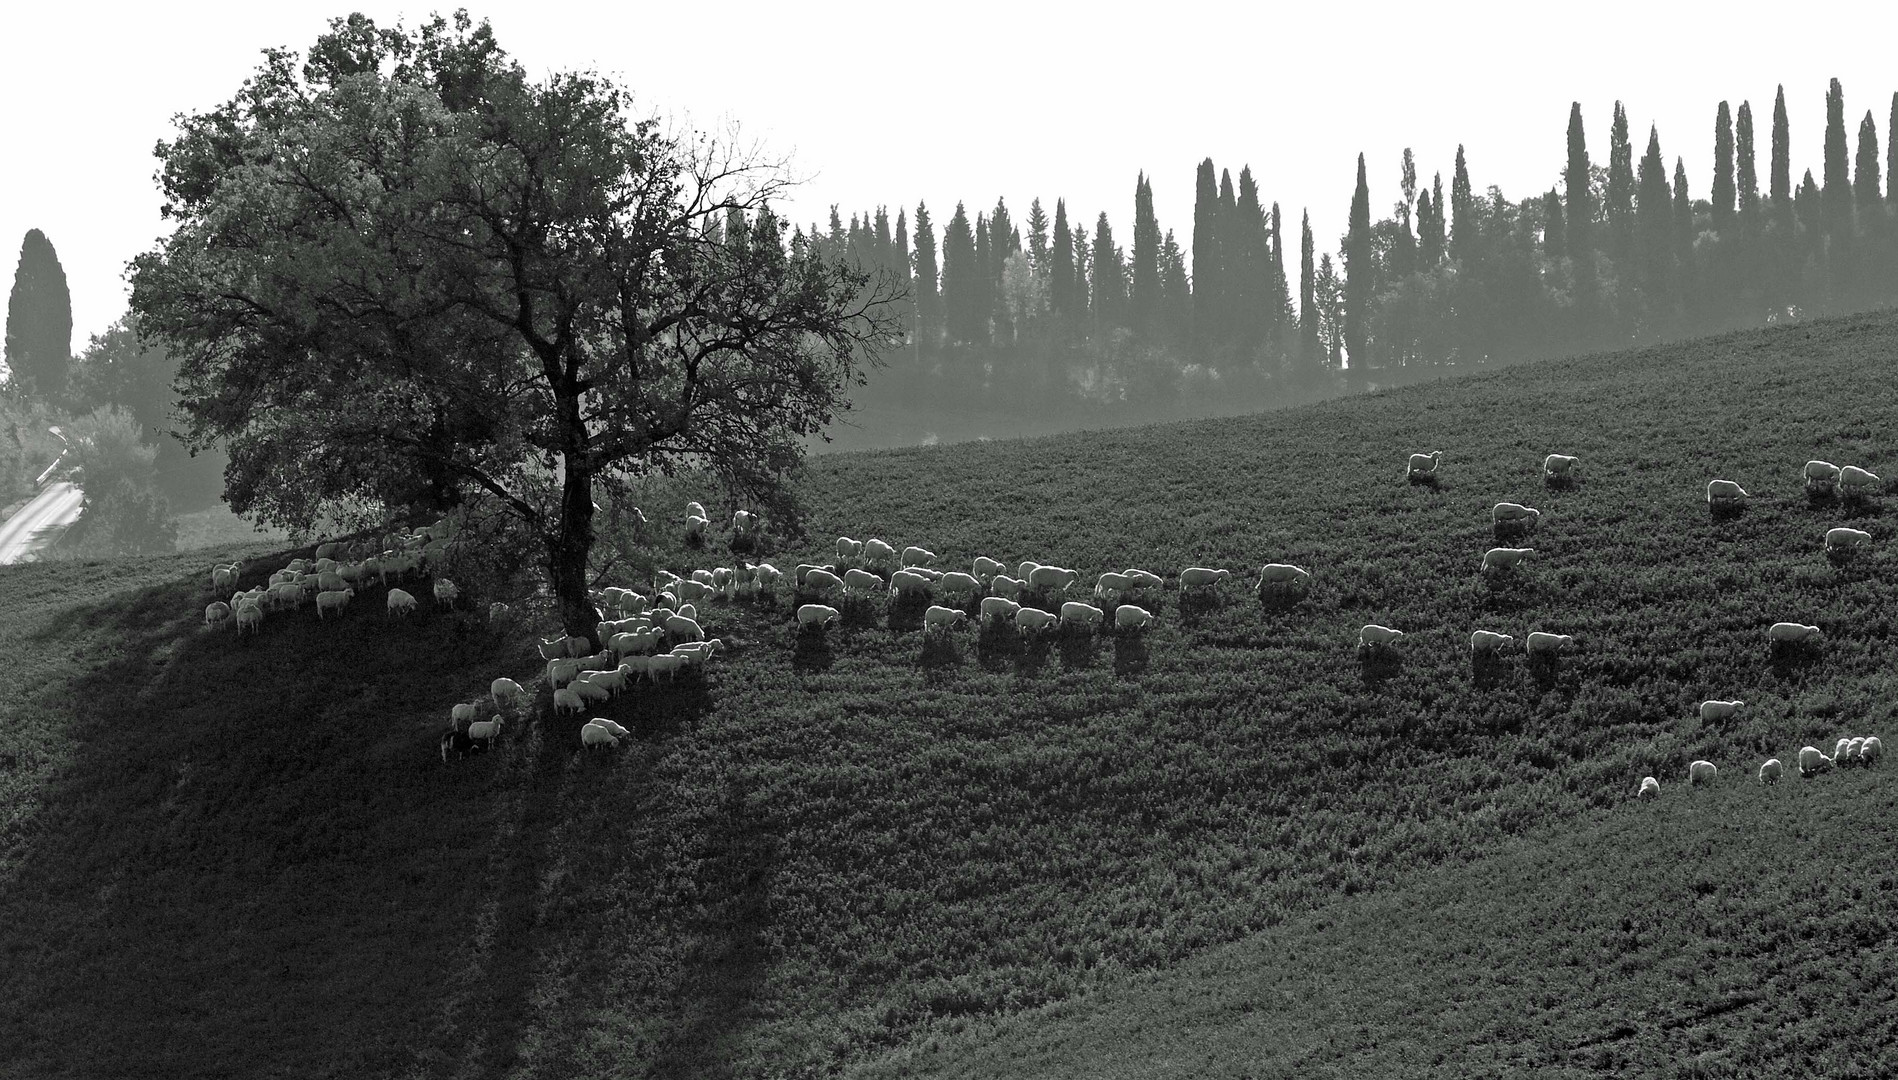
(129, 13, 895, 644)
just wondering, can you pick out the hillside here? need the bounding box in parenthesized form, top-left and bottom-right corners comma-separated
(2, 310, 1897, 1078)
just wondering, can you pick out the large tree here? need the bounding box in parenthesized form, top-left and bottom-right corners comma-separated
(4, 228, 74, 404)
(1343, 153, 1372, 369)
(128, 13, 893, 644)
(1712, 101, 1736, 231)
(1130, 172, 1162, 340)
(912, 202, 942, 350)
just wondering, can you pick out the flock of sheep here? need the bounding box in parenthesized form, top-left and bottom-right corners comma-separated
(201, 520, 470, 636)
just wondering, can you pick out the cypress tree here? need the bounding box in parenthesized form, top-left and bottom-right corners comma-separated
(1453, 143, 1477, 260)
(1344, 153, 1373, 369)
(1673, 156, 1696, 323)
(1824, 79, 1852, 236)
(1269, 202, 1291, 333)
(1026, 198, 1050, 277)
(1607, 102, 1636, 263)
(893, 208, 913, 346)
(1051, 199, 1075, 323)
(1890, 93, 1898, 207)
(1736, 101, 1760, 225)
(1299, 209, 1320, 369)
(1160, 229, 1190, 349)
(1392, 148, 1418, 278)
(942, 202, 979, 345)
(1190, 158, 1221, 358)
(3, 229, 73, 403)
(1233, 169, 1268, 346)
(1771, 86, 1792, 219)
(1713, 101, 1736, 232)
(974, 213, 994, 344)
(1089, 213, 1124, 334)
(1420, 172, 1446, 268)
(1218, 169, 1238, 350)
(1131, 172, 1162, 339)
(1855, 110, 1882, 208)
(1543, 188, 1565, 260)
(1564, 108, 1591, 255)
(912, 202, 941, 350)
(1636, 125, 1673, 331)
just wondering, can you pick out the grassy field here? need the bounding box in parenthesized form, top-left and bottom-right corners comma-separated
(1, 310, 1896, 1078)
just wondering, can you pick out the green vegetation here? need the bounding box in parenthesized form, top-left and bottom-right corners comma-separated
(3, 311, 1897, 1077)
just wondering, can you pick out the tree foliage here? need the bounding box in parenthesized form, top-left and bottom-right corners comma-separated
(3, 229, 73, 405)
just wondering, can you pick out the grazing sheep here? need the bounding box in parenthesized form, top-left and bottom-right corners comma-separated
(315, 571, 348, 594)
(580, 719, 619, 749)
(1482, 547, 1535, 573)
(731, 509, 760, 535)
(972, 556, 1007, 583)
(1860, 736, 1883, 765)
(1824, 527, 1872, 554)
(754, 563, 785, 591)
(1767, 622, 1823, 644)
(988, 574, 1027, 601)
(670, 639, 723, 666)
(1833, 736, 1855, 763)
(591, 717, 631, 739)
(1837, 465, 1881, 496)
(889, 570, 933, 598)
(1699, 700, 1745, 722)
(1095, 572, 1137, 604)
(491, 677, 524, 707)
(204, 601, 232, 629)
(1638, 776, 1660, 800)
(212, 566, 235, 592)
(1179, 567, 1231, 590)
(1543, 454, 1579, 480)
(451, 702, 480, 727)
(569, 679, 610, 704)
(685, 514, 709, 540)
(1804, 459, 1842, 491)
(711, 567, 736, 597)
(686, 501, 707, 520)
(665, 614, 705, 643)
(467, 717, 504, 750)
(923, 605, 969, 635)
(1059, 601, 1105, 630)
(1256, 564, 1311, 589)
(553, 687, 585, 716)
(1114, 604, 1154, 631)
(901, 546, 937, 568)
(1525, 631, 1573, 655)
(837, 536, 865, 562)
(1122, 568, 1163, 591)
(675, 579, 716, 604)
(1689, 760, 1718, 785)
(1706, 479, 1749, 505)
(980, 596, 1022, 621)
(1406, 450, 1443, 479)
(801, 568, 845, 596)
(315, 588, 354, 619)
(1017, 560, 1043, 584)
(1029, 565, 1080, 593)
(1845, 736, 1868, 764)
(937, 571, 982, 601)
(1014, 607, 1060, 636)
(861, 539, 897, 570)
(843, 568, 885, 597)
(387, 588, 419, 617)
(797, 603, 841, 630)
(234, 601, 264, 636)
(1798, 745, 1834, 777)
(578, 667, 629, 697)
(1759, 758, 1784, 784)
(689, 569, 717, 588)
(644, 654, 686, 683)
(547, 658, 583, 687)
(1492, 503, 1542, 529)
(1358, 624, 1404, 648)
(1469, 629, 1516, 656)
(793, 563, 836, 587)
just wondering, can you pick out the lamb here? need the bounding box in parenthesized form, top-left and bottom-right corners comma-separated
(1767, 622, 1823, 643)
(1637, 776, 1660, 800)
(1095, 572, 1137, 604)
(1406, 450, 1443, 479)
(466, 717, 504, 750)
(1798, 745, 1834, 777)
(1481, 547, 1534, 573)
(1706, 479, 1749, 504)
(937, 572, 982, 601)
(901, 546, 937, 568)
(1804, 459, 1842, 491)
(889, 570, 933, 598)
(1698, 700, 1745, 722)
(315, 588, 354, 619)
(1178, 567, 1231, 590)
(1113, 604, 1154, 631)
(1824, 527, 1872, 554)
(837, 536, 865, 562)
(972, 556, 1007, 583)
(580, 719, 619, 748)
(861, 538, 897, 569)
(801, 568, 846, 596)
(923, 605, 969, 635)
(1028, 565, 1080, 592)
(1059, 601, 1105, 630)
(1542, 453, 1579, 480)
(1758, 758, 1784, 784)
(1861, 736, 1883, 765)
(1256, 564, 1311, 590)
(387, 588, 419, 617)
(1358, 624, 1404, 648)
(1468, 629, 1516, 655)
(553, 688, 584, 716)
(204, 601, 232, 629)
(987, 574, 1027, 601)
(1689, 760, 1718, 786)
(797, 603, 841, 629)
(1837, 465, 1881, 496)
(843, 568, 885, 597)
(211, 566, 235, 592)
(1014, 607, 1059, 636)
(1491, 502, 1542, 529)
(1525, 631, 1573, 655)
(491, 678, 524, 707)
(980, 596, 1022, 621)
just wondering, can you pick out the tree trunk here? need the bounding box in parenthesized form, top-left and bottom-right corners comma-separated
(549, 452, 602, 651)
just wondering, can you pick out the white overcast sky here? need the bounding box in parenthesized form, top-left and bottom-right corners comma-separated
(2, 1, 1892, 347)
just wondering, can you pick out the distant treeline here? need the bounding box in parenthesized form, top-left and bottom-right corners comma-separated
(785, 80, 1898, 426)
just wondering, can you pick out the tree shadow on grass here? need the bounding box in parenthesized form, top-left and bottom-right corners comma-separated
(975, 619, 1022, 672)
(887, 593, 928, 634)
(1357, 645, 1404, 686)
(790, 629, 834, 673)
(1527, 651, 1565, 692)
(1839, 494, 1884, 520)
(1707, 502, 1747, 524)
(1057, 627, 1099, 670)
(1470, 651, 1512, 691)
(1256, 585, 1306, 615)
(918, 633, 963, 671)
(1112, 634, 1150, 678)
(1767, 641, 1823, 682)
(838, 595, 882, 630)
(1176, 590, 1219, 628)
(1015, 634, 1052, 678)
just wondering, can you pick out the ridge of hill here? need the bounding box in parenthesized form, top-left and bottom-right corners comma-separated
(2, 311, 1896, 1078)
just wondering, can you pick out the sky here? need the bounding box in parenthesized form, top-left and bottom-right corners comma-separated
(2, 1, 1894, 350)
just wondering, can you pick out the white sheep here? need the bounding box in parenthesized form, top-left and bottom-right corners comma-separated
(1029, 565, 1080, 592)
(1491, 502, 1542, 529)
(1179, 567, 1231, 590)
(1014, 607, 1059, 636)
(861, 538, 897, 569)
(204, 601, 233, 629)
(711, 567, 736, 597)
(1837, 465, 1881, 496)
(387, 588, 418, 618)
(1698, 700, 1745, 722)
(644, 654, 686, 683)
(1481, 547, 1534, 573)
(1844, 736, 1867, 764)
(579, 719, 619, 748)
(1824, 527, 1872, 554)
(1861, 736, 1883, 765)
(491, 678, 524, 707)
(579, 667, 629, 697)
(923, 605, 969, 635)
(1406, 450, 1443, 479)
(671, 639, 723, 666)
(937, 571, 982, 601)
(1637, 776, 1660, 800)
(1758, 758, 1783, 784)
(797, 603, 841, 630)
(793, 563, 836, 587)
(842, 568, 884, 597)
(1833, 736, 1855, 763)
(753, 563, 784, 590)
(467, 717, 504, 750)
(980, 596, 1021, 621)
(537, 637, 568, 661)
(315, 588, 354, 619)
(212, 566, 235, 592)
(987, 574, 1027, 601)
(1095, 572, 1136, 604)
(450, 702, 480, 727)
(1256, 564, 1311, 589)
(972, 556, 1007, 583)
(1060, 601, 1105, 630)
(675, 579, 715, 604)
(1468, 630, 1516, 656)
(547, 658, 582, 686)
(889, 570, 933, 598)
(685, 514, 709, 540)
(553, 688, 585, 716)
(837, 536, 865, 562)
(1689, 760, 1717, 786)
(1543, 453, 1579, 480)
(1804, 459, 1842, 490)
(801, 568, 845, 596)
(901, 546, 937, 568)
(1798, 745, 1834, 776)
(1525, 631, 1573, 655)
(1767, 622, 1822, 644)
(569, 679, 610, 704)
(1706, 479, 1749, 504)
(592, 717, 631, 739)
(1114, 604, 1154, 631)
(1358, 624, 1404, 648)
(665, 614, 705, 642)
(731, 509, 759, 535)
(1121, 568, 1164, 591)
(686, 500, 707, 519)
(689, 569, 716, 587)
(1017, 560, 1043, 584)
